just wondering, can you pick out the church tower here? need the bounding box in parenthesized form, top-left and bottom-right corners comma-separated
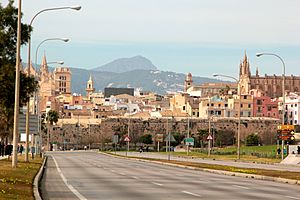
(184, 73, 193, 92)
(238, 52, 251, 95)
(86, 75, 95, 99)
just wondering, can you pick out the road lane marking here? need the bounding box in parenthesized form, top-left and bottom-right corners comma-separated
(182, 191, 201, 197)
(285, 196, 300, 200)
(152, 182, 163, 186)
(232, 185, 250, 190)
(119, 172, 126, 176)
(52, 156, 87, 200)
(132, 176, 139, 179)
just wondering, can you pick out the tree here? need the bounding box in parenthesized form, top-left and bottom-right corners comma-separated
(245, 133, 260, 146)
(46, 110, 59, 125)
(0, 1, 37, 141)
(139, 134, 153, 145)
(215, 129, 235, 147)
(45, 110, 59, 150)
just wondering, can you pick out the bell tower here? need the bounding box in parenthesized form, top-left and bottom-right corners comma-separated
(184, 73, 193, 92)
(86, 74, 95, 99)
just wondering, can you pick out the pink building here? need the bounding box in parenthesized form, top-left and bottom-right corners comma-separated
(250, 89, 279, 119)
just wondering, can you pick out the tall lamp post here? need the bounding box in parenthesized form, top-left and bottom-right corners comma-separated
(256, 52, 286, 160)
(213, 74, 241, 160)
(25, 5, 81, 162)
(12, 0, 22, 168)
(34, 38, 69, 67)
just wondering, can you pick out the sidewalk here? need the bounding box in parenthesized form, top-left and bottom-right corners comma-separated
(116, 152, 300, 172)
(0, 155, 8, 160)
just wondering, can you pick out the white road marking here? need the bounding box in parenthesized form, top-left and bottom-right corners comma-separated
(285, 196, 300, 200)
(110, 170, 115, 173)
(132, 176, 139, 179)
(152, 182, 163, 186)
(175, 173, 184, 177)
(52, 156, 87, 200)
(232, 185, 250, 190)
(119, 172, 126, 176)
(182, 191, 201, 197)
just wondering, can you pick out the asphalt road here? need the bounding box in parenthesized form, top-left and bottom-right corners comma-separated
(41, 151, 300, 200)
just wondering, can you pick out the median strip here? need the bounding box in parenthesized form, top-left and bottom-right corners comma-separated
(103, 152, 300, 186)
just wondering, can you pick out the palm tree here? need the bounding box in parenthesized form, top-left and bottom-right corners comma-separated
(46, 110, 59, 150)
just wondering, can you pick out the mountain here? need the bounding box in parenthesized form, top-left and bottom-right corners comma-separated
(92, 55, 157, 73)
(70, 68, 222, 95)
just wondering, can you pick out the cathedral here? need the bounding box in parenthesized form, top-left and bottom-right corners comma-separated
(238, 53, 300, 98)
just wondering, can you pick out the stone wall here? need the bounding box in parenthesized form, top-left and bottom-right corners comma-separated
(43, 117, 280, 149)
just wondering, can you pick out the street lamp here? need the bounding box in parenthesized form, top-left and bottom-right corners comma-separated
(25, 5, 81, 162)
(256, 52, 286, 160)
(213, 73, 241, 160)
(35, 38, 69, 67)
(12, 0, 22, 168)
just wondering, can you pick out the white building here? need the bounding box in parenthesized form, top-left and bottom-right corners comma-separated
(285, 93, 300, 125)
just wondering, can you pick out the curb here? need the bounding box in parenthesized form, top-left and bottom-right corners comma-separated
(101, 152, 300, 186)
(33, 156, 48, 200)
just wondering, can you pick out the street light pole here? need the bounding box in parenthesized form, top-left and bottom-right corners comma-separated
(34, 38, 69, 67)
(213, 74, 241, 160)
(12, 0, 22, 168)
(256, 53, 286, 160)
(25, 5, 81, 162)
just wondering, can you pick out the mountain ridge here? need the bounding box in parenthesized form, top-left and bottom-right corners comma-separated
(92, 55, 157, 73)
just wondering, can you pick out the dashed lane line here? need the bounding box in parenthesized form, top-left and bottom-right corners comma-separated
(232, 185, 250, 190)
(285, 196, 300, 200)
(182, 191, 202, 197)
(152, 182, 163, 186)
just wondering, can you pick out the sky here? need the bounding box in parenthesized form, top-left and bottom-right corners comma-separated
(1, 0, 300, 79)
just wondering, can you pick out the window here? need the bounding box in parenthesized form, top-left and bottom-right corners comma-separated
(295, 111, 297, 115)
(267, 106, 272, 111)
(244, 95, 247, 99)
(248, 104, 251, 108)
(241, 104, 243, 108)
(295, 120, 298, 124)
(183, 106, 186, 110)
(295, 104, 297, 107)
(257, 99, 262, 105)
(225, 104, 228, 107)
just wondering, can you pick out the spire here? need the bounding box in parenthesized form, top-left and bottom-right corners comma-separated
(41, 53, 48, 74)
(88, 74, 93, 82)
(256, 67, 259, 76)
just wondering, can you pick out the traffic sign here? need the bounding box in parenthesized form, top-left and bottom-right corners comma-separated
(113, 135, 119, 143)
(18, 114, 38, 133)
(164, 133, 176, 142)
(207, 135, 213, 140)
(155, 134, 164, 142)
(124, 136, 131, 142)
(185, 137, 194, 146)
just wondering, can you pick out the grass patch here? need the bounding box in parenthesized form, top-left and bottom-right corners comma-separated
(159, 145, 282, 164)
(106, 152, 300, 181)
(0, 156, 43, 200)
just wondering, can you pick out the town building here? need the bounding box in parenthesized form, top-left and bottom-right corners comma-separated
(285, 93, 300, 125)
(250, 89, 279, 119)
